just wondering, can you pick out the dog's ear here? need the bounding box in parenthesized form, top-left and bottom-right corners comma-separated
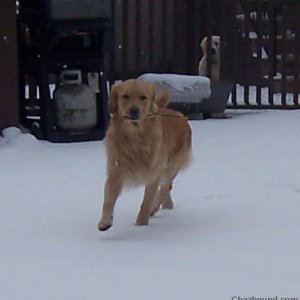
(146, 83, 158, 113)
(200, 37, 207, 53)
(214, 35, 221, 43)
(155, 89, 170, 108)
(108, 84, 119, 114)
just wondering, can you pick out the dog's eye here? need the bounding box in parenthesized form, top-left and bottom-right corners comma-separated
(214, 42, 219, 46)
(140, 95, 147, 101)
(122, 94, 130, 100)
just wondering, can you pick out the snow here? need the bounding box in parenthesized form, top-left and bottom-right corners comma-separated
(139, 73, 211, 103)
(1, 110, 300, 300)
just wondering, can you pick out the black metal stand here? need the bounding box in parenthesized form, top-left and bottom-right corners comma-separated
(18, 0, 112, 142)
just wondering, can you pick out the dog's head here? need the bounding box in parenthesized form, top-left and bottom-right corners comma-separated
(108, 79, 157, 124)
(200, 35, 221, 58)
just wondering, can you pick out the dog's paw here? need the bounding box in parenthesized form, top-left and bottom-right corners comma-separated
(97, 217, 113, 231)
(162, 195, 174, 209)
(98, 223, 112, 231)
(150, 205, 160, 217)
(135, 216, 149, 226)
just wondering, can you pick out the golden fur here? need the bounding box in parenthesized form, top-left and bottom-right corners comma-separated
(98, 79, 192, 231)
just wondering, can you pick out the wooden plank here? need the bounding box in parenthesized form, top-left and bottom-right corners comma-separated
(135, 0, 141, 73)
(205, 0, 212, 78)
(231, 0, 238, 106)
(268, 0, 276, 105)
(113, 0, 124, 78)
(294, 1, 300, 105)
(173, 0, 188, 73)
(165, 0, 175, 72)
(126, 0, 137, 75)
(243, 0, 251, 105)
(0, 0, 19, 130)
(281, 5, 288, 106)
(185, 0, 199, 74)
(194, 0, 202, 75)
(152, 0, 163, 70)
(161, 0, 168, 71)
(256, 0, 263, 106)
(138, 0, 151, 72)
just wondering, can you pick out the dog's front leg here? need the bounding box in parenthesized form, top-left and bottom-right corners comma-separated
(135, 180, 159, 226)
(98, 175, 122, 231)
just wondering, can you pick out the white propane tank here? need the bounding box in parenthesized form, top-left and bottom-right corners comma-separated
(53, 70, 97, 132)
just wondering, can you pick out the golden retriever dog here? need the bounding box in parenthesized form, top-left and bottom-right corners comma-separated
(198, 35, 221, 80)
(97, 79, 192, 231)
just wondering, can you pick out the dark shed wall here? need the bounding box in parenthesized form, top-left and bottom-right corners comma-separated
(0, 0, 19, 131)
(111, 0, 224, 79)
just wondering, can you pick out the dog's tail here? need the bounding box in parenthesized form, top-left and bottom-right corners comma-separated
(155, 89, 170, 108)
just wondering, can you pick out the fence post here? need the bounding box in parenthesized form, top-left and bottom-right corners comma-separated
(0, 0, 19, 131)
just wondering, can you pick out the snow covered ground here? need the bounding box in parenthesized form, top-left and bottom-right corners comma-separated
(1, 110, 300, 300)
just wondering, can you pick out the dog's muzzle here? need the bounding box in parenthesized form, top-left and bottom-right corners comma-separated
(125, 107, 140, 121)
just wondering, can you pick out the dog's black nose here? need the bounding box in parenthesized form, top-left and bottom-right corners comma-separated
(211, 48, 216, 54)
(128, 107, 140, 120)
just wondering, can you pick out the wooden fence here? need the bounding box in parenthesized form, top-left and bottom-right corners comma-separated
(109, 0, 300, 109)
(0, 0, 19, 131)
(228, 0, 300, 108)
(111, 0, 225, 78)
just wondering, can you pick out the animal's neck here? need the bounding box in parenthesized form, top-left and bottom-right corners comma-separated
(113, 117, 152, 139)
(205, 57, 219, 65)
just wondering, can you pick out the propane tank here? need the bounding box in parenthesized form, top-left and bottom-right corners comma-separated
(53, 70, 97, 133)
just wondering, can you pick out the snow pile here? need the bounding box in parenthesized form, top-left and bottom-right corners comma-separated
(139, 73, 211, 103)
(2, 127, 22, 141)
(0, 135, 7, 145)
(0, 127, 22, 145)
